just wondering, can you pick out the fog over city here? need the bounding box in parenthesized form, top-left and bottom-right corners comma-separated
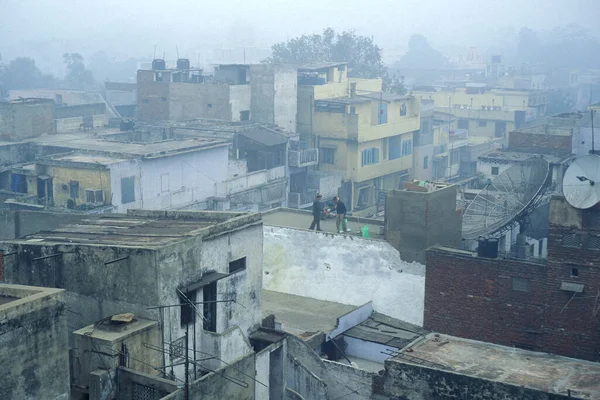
(2, 0, 600, 72)
(3, 1, 600, 399)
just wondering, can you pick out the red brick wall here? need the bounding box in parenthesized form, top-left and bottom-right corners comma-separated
(508, 131, 572, 154)
(542, 222, 600, 361)
(424, 249, 547, 351)
(424, 216, 600, 361)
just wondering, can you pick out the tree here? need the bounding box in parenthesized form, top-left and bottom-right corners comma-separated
(1, 57, 43, 90)
(267, 28, 386, 79)
(396, 34, 446, 70)
(63, 53, 95, 89)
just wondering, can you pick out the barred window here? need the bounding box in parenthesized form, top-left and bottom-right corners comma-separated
(512, 277, 529, 292)
(562, 233, 582, 248)
(588, 235, 600, 250)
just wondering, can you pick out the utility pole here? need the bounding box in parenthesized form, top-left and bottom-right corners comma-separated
(592, 109, 596, 155)
(184, 325, 189, 400)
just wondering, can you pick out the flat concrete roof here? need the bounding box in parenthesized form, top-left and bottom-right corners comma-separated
(395, 334, 600, 399)
(0, 284, 64, 312)
(3, 210, 261, 249)
(30, 133, 227, 159)
(74, 318, 158, 342)
(261, 208, 384, 239)
(263, 290, 357, 339)
(42, 153, 130, 166)
(479, 151, 565, 163)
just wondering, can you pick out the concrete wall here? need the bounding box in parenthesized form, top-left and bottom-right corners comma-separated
(263, 226, 425, 326)
(375, 359, 574, 400)
(0, 286, 69, 400)
(508, 130, 572, 154)
(0, 100, 55, 140)
(2, 242, 162, 334)
(164, 352, 257, 400)
(385, 185, 462, 264)
(138, 146, 228, 211)
(250, 64, 298, 133)
(55, 114, 107, 132)
(286, 335, 374, 400)
(136, 70, 170, 122)
(168, 83, 251, 122)
(0, 209, 87, 240)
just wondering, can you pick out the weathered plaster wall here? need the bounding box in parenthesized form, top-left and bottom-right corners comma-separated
(263, 226, 425, 325)
(0, 286, 69, 400)
(0, 210, 87, 240)
(2, 243, 161, 333)
(286, 335, 374, 400)
(385, 185, 462, 264)
(139, 146, 228, 211)
(250, 64, 298, 133)
(375, 359, 576, 400)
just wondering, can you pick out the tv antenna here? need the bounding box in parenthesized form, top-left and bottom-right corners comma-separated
(462, 156, 550, 240)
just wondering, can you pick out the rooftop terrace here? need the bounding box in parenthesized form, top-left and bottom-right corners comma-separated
(393, 334, 600, 399)
(4, 210, 261, 249)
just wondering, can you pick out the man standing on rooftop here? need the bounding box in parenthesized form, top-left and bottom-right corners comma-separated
(309, 193, 323, 231)
(333, 196, 348, 233)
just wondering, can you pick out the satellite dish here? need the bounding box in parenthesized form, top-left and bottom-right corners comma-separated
(462, 157, 549, 240)
(563, 155, 600, 209)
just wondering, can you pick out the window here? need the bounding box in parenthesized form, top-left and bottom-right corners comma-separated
(401, 139, 412, 156)
(400, 103, 407, 116)
(320, 148, 335, 164)
(121, 176, 135, 204)
(458, 119, 469, 129)
(571, 267, 579, 277)
(562, 233, 582, 248)
(69, 181, 79, 199)
(155, 72, 163, 82)
(142, 99, 149, 104)
(361, 148, 380, 166)
(350, 106, 356, 115)
(179, 289, 197, 327)
(378, 103, 388, 124)
(240, 110, 250, 121)
(161, 173, 170, 193)
(450, 149, 460, 164)
(588, 235, 600, 250)
(423, 156, 429, 169)
(421, 120, 430, 134)
(382, 138, 388, 160)
(491, 167, 499, 176)
(389, 136, 402, 160)
(85, 189, 104, 204)
(478, 119, 487, 127)
(512, 277, 529, 292)
(229, 257, 246, 274)
(203, 282, 217, 332)
(207, 103, 213, 108)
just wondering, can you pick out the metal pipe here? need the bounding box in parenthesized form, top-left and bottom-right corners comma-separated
(104, 256, 129, 265)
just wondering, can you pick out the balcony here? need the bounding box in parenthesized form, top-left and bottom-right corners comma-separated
(359, 116, 420, 143)
(216, 166, 285, 197)
(289, 148, 319, 168)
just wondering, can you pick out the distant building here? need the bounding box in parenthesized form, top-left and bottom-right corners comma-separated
(137, 61, 297, 131)
(414, 85, 546, 143)
(104, 81, 137, 118)
(2, 131, 229, 212)
(297, 62, 421, 216)
(0, 284, 69, 400)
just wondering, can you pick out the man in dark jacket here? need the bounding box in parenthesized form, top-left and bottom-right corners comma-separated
(309, 193, 323, 231)
(333, 196, 348, 233)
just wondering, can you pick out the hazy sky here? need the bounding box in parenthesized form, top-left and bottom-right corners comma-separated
(1, 0, 599, 67)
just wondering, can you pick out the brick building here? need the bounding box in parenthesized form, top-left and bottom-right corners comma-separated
(424, 196, 600, 361)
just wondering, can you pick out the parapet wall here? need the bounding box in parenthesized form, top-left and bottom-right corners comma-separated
(263, 225, 425, 325)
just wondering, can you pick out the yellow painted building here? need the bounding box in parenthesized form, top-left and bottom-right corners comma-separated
(414, 86, 546, 141)
(297, 63, 420, 214)
(29, 154, 129, 209)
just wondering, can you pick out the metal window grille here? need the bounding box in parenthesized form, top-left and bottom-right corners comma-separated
(170, 336, 186, 361)
(589, 236, 600, 250)
(512, 277, 529, 292)
(586, 211, 600, 229)
(562, 233, 582, 248)
(131, 383, 165, 400)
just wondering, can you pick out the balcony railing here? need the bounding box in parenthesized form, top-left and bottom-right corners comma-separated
(289, 148, 319, 168)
